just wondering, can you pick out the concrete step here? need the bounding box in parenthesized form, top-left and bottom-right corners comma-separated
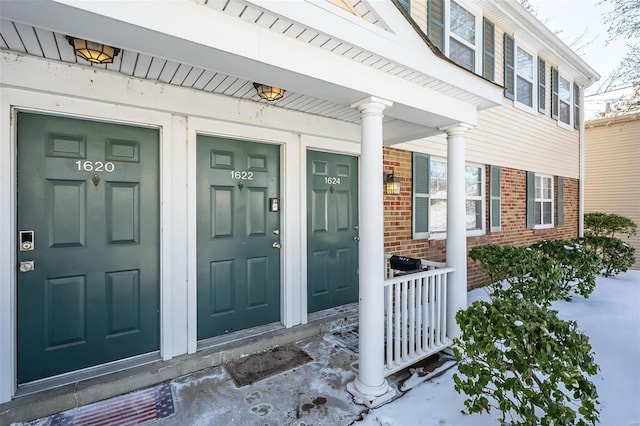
(1, 304, 358, 425)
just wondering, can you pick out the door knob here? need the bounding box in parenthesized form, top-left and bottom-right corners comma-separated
(272, 242, 281, 249)
(20, 261, 35, 272)
(353, 236, 360, 241)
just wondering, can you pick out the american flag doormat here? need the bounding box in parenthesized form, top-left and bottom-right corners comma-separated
(47, 384, 174, 426)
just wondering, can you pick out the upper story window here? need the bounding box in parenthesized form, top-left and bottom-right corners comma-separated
(558, 76, 572, 125)
(428, 0, 481, 73)
(516, 47, 534, 108)
(449, 1, 476, 71)
(551, 67, 575, 128)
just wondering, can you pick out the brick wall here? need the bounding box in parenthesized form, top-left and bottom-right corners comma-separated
(383, 147, 579, 289)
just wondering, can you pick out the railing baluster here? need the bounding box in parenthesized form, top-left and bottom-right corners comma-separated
(382, 260, 455, 376)
(394, 280, 400, 365)
(409, 278, 416, 357)
(385, 284, 392, 370)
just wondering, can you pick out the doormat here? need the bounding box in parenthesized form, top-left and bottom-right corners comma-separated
(47, 384, 174, 426)
(224, 344, 313, 387)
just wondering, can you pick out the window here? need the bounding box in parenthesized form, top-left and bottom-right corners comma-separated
(413, 154, 485, 239)
(449, 1, 476, 71)
(538, 58, 546, 113)
(428, 0, 481, 73)
(516, 47, 534, 108)
(526, 172, 553, 228)
(558, 76, 571, 125)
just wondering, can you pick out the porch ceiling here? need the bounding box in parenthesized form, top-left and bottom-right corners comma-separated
(0, 0, 502, 143)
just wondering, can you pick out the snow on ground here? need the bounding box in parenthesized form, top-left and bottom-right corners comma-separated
(359, 271, 640, 426)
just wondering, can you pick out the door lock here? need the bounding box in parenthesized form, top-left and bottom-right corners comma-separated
(273, 229, 280, 235)
(19, 230, 34, 251)
(20, 261, 35, 272)
(353, 236, 360, 241)
(272, 242, 281, 249)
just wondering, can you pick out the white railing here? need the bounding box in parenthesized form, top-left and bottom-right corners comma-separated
(383, 256, 454, 376)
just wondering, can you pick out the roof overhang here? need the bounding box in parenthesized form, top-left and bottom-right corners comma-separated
(1, 0, 503, 143)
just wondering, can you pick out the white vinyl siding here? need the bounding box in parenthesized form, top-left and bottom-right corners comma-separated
(585, 115, 640, 269)
(398, 104, 581, 179)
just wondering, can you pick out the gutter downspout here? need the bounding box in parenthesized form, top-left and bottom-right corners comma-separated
(579, 83, 586, 237)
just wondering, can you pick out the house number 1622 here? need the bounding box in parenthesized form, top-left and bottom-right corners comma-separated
(75, 160, 116, 172)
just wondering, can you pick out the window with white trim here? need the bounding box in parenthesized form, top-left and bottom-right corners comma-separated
(412, 154, 485, 239)
(526, 172, 554, 228)
(558, 75, 572, 125)
(516, 47, 534, 108)
(428, 0, 481, 73)
(535, 174, 553, 226)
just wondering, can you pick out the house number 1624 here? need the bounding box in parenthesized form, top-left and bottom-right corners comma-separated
(75, 160, 116, 172)
(324, 177, 341, 184)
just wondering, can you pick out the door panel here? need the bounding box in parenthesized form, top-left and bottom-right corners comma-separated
(197, 136, 280, 340)
(17, 112, 160, 384)
(307, 150, 359, 313)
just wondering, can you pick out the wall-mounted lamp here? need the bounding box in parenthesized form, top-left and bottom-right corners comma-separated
(66, 36, 121, 64)
(253, 83, 285, 101)
(385, 171, 401, 195)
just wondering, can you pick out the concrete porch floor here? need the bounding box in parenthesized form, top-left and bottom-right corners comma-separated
(2, 304, 449, 426)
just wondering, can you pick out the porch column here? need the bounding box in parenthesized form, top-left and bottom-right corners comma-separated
(442, 123, 473, 340)
(347, 96, 395, 407)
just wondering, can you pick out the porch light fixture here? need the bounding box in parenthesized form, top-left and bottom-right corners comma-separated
(385, 171, 401, 195)
(253, 83, 285, 101)
(66, 36, 121, 64)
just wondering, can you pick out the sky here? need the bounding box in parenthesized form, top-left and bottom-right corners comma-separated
(359, 270, 640, 426)
(528, 0, 632, 94)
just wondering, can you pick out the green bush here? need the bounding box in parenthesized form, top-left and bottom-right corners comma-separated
(581, 236, 636, 277)
(469, 245, 563, 307)
(584, 212, 637, 238)
(453, 297, 600, 426)
(532, 240, 601, 300)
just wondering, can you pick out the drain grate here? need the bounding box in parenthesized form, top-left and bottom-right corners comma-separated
(47, 383, 174, 426)
(331, 325, 359, 353)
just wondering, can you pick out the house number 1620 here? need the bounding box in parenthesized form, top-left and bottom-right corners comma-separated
(75, 160, 116, 172)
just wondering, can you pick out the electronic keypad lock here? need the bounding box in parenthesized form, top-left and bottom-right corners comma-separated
(19, 231, 34, 251)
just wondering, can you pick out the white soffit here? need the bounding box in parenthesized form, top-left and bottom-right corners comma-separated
(0, 0, 501, 135)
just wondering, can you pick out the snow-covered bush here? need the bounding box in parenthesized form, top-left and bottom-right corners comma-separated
(583, 212, 637, 277)
(531, 240, 601, 300)
(469, 245, 563, 307)
(581, 236, 636, 277)
(453, 297, 600, 426)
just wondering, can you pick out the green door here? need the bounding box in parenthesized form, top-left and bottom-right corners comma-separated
(307, 150, 359, 313)
(17, 112, 159, 384)
(197, 136, 281, 339)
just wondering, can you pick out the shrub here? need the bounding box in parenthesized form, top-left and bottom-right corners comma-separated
(453, 297, 600, 426)
(581, 236, 636, 277)
(532, 240, 601, 300)
(584, 212, 637, 238)
(469, 245, 563, 307)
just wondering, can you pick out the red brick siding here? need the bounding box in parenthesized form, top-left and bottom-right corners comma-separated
(383, 147, 579, 289)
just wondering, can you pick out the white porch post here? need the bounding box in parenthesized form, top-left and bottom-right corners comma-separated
(347, 96, 395, 407)
(442, 124, 473, 340)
